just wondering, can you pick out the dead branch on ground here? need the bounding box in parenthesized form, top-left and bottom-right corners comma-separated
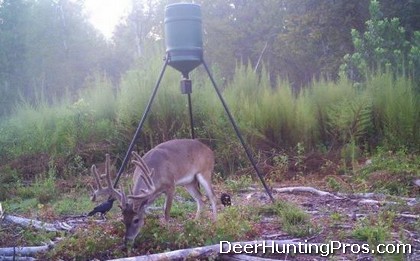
(0, 241, 54, 259)
(2, 214, 73, 232)
(108, 240, 320, 261)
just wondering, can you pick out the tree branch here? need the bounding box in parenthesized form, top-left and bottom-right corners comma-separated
(2, 214, 73, 232)
(108, 240, 320, 261)
(0, 241, 54, 258)
(273, 186, 342, 199)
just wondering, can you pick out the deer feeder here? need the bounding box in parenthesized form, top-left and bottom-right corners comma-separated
(164, 3, 203, 78)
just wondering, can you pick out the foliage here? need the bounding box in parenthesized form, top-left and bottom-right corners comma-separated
(0, 224, 57, 247)
(357, 147, 419, 196)
(47, 221, 124, 260)
(367, 74, 419, 150)
(53, 194, 94, 215)
(351, 210, 394, 248)
(352, 224, 389, 247)
(0, 74, 118, 160)
(340, 0, 420, 85)
(0, 0, 110, 117)
(260, 201, 315, 237)
(128, 205, 258, 254)
(225, 175, 253, 192)
(1, 0, 418, 118)
(0, 166, 19, 200)
(0, 59, 418, 179)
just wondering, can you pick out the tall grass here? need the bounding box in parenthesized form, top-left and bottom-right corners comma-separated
(368, 73, 419, 149)
(0, 73, 118, 159)
(0, 49, 418, 176)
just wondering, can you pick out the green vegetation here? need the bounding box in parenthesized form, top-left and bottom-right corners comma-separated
(357, 147, 419, 195)
(351, 210, 396, 247)
(47, 221, 125, 260)
(1, 62, 417, 173)
(0, 0, 418, 181)
(260, 201, 315, 237)
(340, 0, 420, 86)
(45, 203, 259, 260)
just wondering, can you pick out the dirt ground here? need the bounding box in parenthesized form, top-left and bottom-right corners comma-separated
(226, 188, 419, 260)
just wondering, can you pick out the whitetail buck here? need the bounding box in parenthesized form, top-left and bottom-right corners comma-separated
(90, 139, 217, 243)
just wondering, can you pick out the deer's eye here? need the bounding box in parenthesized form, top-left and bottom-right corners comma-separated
(133, 218, 140, 224)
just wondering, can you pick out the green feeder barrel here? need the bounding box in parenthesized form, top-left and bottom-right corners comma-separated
(164, 3, 203, 76)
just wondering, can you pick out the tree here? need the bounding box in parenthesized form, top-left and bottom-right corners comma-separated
(194, 0, 370, 90)
(340, 0, 419, 85)
(0, 0, 110, 117)
(0, 0, 30, 116)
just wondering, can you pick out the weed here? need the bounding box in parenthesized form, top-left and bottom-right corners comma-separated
(326, 176, 342, 191)
(340, 140, 362, 170)
(168, 200, 196, 219)
(358, 147, 419, 196)
(214, 205, 258, 242)
(225, 175, 253, 192)
(273, 153, 289, 171)
(351, 211, 394, 248)
(133, 204, 258, 254)
(294, 142, 306, 174)
(64, 154, 87, 178)
(5, 198, 38, 214)
(47, 221, 124, 260)
(330, 212, 344, 223)
(260, 201, 315, 237)
(352, 223, 389, 247)
(0, 166, 19, 200)
(34, 161, 58, 204)
(53, 195, 94, 215)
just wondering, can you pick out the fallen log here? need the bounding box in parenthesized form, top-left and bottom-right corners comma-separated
(0, 257, 36, 261)
(221, 254, 278, 261)
(108, 240, 320, 261)
(272, 186, 418, 206)
(3, 214, 73, 232)
(0, 242, 54, 258)
(273, 186, 341, 199)
(397, 213, 419, 220)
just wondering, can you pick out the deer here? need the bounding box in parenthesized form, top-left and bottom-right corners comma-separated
(89, 139, 218, 244)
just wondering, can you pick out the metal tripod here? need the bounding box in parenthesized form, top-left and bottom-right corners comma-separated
(111, 55, 275, 203)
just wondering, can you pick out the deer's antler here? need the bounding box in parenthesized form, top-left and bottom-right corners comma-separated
(90, 154, 126, 206)
(128, 151, 156, 199)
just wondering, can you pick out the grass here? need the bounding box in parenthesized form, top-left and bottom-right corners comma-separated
(351, 210, 395, 248)
(356, 147, 420, 196)
(0, 55, 418, 177)
(43, 201, 260, 259)
(260, 201, 316, 238)
(225, 175, 253, 192)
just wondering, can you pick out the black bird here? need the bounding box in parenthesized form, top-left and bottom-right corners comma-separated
(88, 197, 116, 219)
(220, 193, 231, 207)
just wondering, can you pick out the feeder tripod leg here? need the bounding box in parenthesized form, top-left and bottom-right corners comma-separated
(113, 59, 169, 188)
(187, 93, 195, 139)
(202, 60, 275, 203)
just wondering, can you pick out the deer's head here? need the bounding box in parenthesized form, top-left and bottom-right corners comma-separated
(90, 152, 155, 244)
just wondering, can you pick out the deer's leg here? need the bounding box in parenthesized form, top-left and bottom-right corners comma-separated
(197, 172, 217, 220)
(164, 186, 175, 221)
(185, 180, 204, 219)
